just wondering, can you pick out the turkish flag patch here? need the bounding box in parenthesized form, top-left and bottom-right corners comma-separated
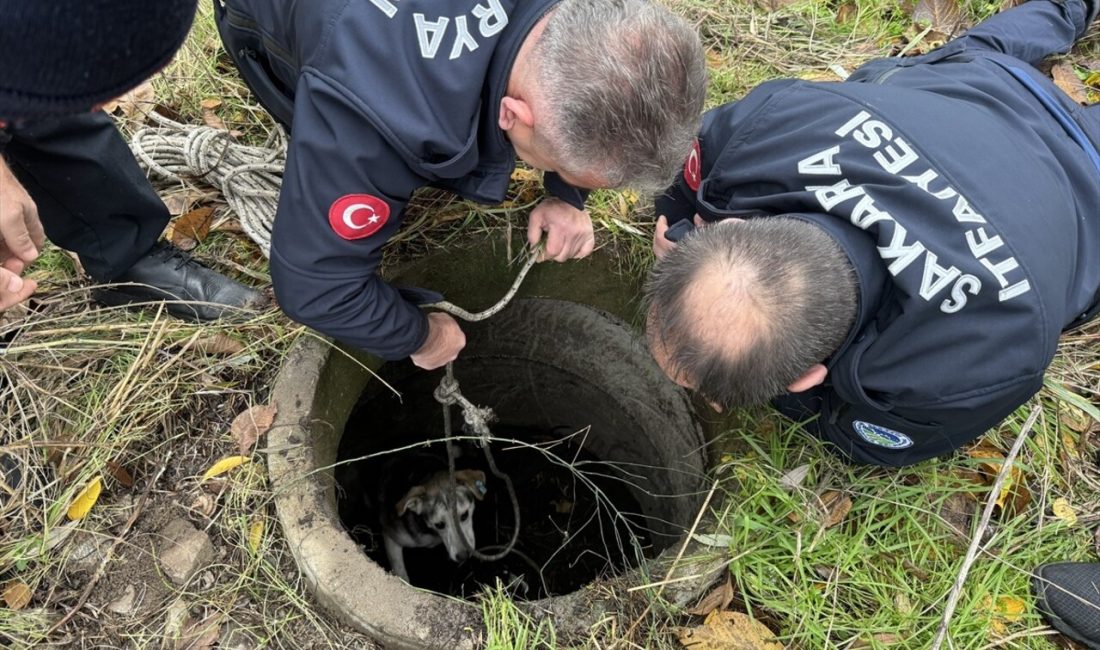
(328, 194, 390, 240)
(684, 138, 702, 192)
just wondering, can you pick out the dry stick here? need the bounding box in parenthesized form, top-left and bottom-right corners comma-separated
(618, 477, 720, 648)
(47, 452, 173, 636)
(930, 405, 1042, 650)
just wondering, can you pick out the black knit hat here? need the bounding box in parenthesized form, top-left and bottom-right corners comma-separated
(0, 0, 198, 120)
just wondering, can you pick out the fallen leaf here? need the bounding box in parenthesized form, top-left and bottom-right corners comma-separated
(22, 522, 79, 560)
(894, 593, 914, 616)
(1052, 63, 1088, 105)
(173, 207, 215, 242)
(983, 594, 1026, 637)
(177, 614, 221, 650)
(965, 446, 1031, 514)
(104, 81, 156, 119)
(677, 610, 783, 650)
(911, 0, 965, 36)
(105, 461, 134, 489)
(779, 464, 811, 491)
(192, 334, 246, 356)
(200, 98, 227, 132)
(935, 492, 975, 542)
(248, 518, 265, 552)
(836, 1, 858, 23)
(1060, 405, 1092, 433)
(850, 633, 903, 649)
(510, 168, 541, 183)
(1052, 498, 1078, 526)
(190, 494, 217, 518)
(2, 581, 31, 610)
(821, 490, 853, 528)
(201, 456, 250, 482)
(686, 573, 734, 616)
(231, 405, 278, 456)
(67, 477, 103, 521)
(1000, 0, 1023, 10)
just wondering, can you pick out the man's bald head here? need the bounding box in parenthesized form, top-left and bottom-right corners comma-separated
(645, 217, 858, 409)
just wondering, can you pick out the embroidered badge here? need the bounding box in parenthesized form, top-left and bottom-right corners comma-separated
(683, 138, 702, 192)
(328, 194, 390, 241)
(853, 420, 914, 449)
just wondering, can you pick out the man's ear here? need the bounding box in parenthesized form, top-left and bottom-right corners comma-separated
(396, 486, 426, 516)
(788, 364, 828, 393)
(498, 96, 535, 131)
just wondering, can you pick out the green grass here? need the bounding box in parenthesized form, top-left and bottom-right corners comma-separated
(1, 0, 1098, 648)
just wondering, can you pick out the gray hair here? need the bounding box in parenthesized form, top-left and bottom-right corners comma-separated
(533, 0, 707, 191)
(645, 218, 858, 409)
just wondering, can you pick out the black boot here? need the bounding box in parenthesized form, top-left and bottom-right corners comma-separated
(92, 241, 268, 322)
(1033, 562, 1100, 649)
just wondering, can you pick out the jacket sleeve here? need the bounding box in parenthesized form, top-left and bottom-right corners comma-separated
(542, 171, 589, 210)
(653, 170, 697, 226)
(773, 376, 1043, 467)
(269, 73, 430, 360)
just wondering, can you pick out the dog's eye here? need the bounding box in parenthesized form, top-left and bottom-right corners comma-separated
(460, 512, 469, 522)
(433, 522, 445, 530)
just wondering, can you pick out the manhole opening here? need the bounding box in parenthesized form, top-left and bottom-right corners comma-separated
(335, 353, 692, 601)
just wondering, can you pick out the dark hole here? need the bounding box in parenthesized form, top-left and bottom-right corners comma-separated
(335, 359, 663, 601)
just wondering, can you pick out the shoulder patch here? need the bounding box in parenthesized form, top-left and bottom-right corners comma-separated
(684, 138, 701, 192)
(853, 420, 914, 449)
(328, 194, 390, 241)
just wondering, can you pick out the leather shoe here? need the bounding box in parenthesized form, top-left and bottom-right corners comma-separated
(93, 241, 268, 322)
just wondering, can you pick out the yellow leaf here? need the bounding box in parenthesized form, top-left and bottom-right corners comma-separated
(996, 595, 1026, 619)
(66, 477, 103, 521)
(248, 518, 264, 552)
(201, 456, 251, 482)
(2, 581, 32, 610)
(677, 610, 783, 650)
(1052, 497, 1078, 526)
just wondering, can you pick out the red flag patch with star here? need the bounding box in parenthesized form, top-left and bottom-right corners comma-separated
(684, 139, 701, 192)
(328, 194, 390, 240)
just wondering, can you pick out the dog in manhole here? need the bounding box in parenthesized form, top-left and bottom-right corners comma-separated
(369, 451, 488, 581)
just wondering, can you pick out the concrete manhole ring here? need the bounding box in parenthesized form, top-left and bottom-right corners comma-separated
(268, 296, 715, 649)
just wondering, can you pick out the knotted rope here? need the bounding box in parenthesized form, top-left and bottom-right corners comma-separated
(129, 112, 285, 256)
(428, 248, 541, 563)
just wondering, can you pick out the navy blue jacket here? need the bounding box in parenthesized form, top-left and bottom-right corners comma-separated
(216, 0, 584, 359)
(657, 42, 1100, 465)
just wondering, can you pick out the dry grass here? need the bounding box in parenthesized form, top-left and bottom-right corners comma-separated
(0, 0, 1098, 648)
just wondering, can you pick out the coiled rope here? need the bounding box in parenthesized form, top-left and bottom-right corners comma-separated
(129, 112, 285, 256)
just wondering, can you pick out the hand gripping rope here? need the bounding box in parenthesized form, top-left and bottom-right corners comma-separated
(426, 249, 540, 563)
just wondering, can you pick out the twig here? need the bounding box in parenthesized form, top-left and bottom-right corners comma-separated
(47, 452, 173, 636)
(618, 477, 720, 647)
(930, 406, 1042, 650)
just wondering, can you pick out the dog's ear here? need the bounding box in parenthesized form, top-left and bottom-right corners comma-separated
(454, 470, 488, 501)
(397, 486, 426, 516)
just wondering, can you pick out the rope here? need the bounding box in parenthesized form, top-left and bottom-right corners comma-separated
(430, 248, 541, 564)
(129, 112, 285, 256)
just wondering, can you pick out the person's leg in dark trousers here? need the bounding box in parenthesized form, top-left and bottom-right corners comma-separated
(3, 111, 266, 321)
(948, 0, 1093, 64)
(3, 111, 168, 282)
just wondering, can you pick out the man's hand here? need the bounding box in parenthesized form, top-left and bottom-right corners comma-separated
(0, 158, 45, 310)
(410, 312, 467, 370)
(653, 214, 711, 260)
(527, 198, 595, 262)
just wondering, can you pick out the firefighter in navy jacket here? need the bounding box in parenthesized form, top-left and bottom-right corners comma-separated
(646, 0, 1100, 466)
(213, 0, 706, 368)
